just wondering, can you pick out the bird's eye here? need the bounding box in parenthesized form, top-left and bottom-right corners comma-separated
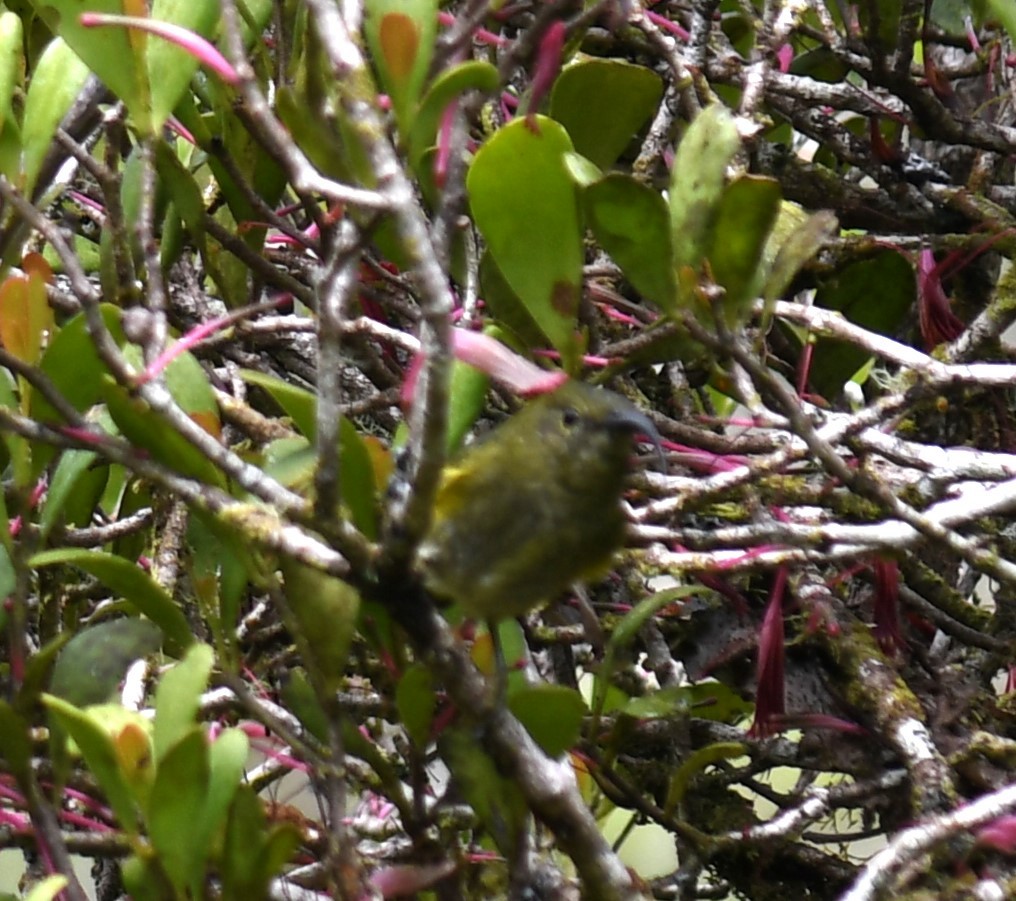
(562, 408, 580, 428)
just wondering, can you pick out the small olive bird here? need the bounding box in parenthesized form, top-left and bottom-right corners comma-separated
(418, 380, 663, 624)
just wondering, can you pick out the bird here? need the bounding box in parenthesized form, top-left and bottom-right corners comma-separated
(417, 379, 662, 624)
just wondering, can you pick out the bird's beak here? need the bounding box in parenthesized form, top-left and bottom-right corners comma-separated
(604, 401, 666, 472)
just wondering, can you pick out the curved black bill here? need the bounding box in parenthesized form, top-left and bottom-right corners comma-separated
(604, 403, 666, 472)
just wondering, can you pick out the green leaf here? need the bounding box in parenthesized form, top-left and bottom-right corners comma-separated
(0, 12, 24, 182)
(153, 643, 214, 761)
(39, 449, 106, 539)
(50, 618, 162, 707)
(468, 116, 583, 368)
(120, 854, 174, 901)
(153, 140, 207, 246)
(857, 0, 903, 54)
(147, 0, 221, 130)
(101, 375, 226, 489)
(280, 559, 361, 693)
(395, 662, 436, 747)
(562, 150, 602, 188)
(30, 304, 124, 476)
(363, 0, 438, 134)
(148, 728, 210, 897)
(763, 207, 838, 303)
(805, 250, 915, 399)
(21, 632, 72, 715)
(584, 174, 676, 312)
(238, 369, 315, 438)
(789, 47, 850, 83)
(32, 304, 124, 421)
(281, 668, 328, 742)
(125, 342, 219, 438)
(29, 0, 220, 135)
(43, 694, 142, 834)
(186, 513, 253, 666)
(0, 701, 33, 782)
(223, 785, 299, 899)
(708, 175, 781, 323)
(439, 725, 528, 859)
(28, 2, 148, 130)
(477, 251, 550, 350)
(198, 728, 249, 853)
(447, 356, 490, 454)
(19, 37, 90, 195)
(669, 105, 740, 276)
(222, 786, 268, 898)
(594, 586, 701, 720)
(550, 58, 663, 170)
(261, 435, 315, 491)
(337, 418, 379, 539)
(622, 681, 751, 722)
(508, 684, 586, 758)
(238, 370, 378, 537)
(30, 549, 193, 653)
(409, 60, 499, 171)
(987, 0, 1016, 41)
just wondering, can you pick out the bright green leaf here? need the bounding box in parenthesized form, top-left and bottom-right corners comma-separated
(238, 369, 315, 439)
(238, 369, 378, 537)
(43, 694, 142, 834)
(198, 728, 249, 854)
(40, 450, 104, 539)
(584, 174, 676, 312)
(669, 105, 740, 275)
(148, 728, 210, 897)
(101, 375, 226, 489)
(508, 683, 586, 758)
(146, 0, 221, 130)
(153, 643, 214, 761)
(468, 116, 583, 368)
(0, 12, 23, 181)
(19, 37, 90, 195)
(550, 58, 663, 170)
(409, 60, 499, 171)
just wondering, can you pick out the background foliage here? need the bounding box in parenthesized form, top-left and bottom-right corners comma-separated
(0, 0, 1015, 899)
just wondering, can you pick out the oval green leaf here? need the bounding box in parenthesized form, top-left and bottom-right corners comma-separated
(20, 37, 91, 194)
(550, 58, 663, 170)
(50, 618, 162, 707)
(507, 683, 586, 758)
(669, 105, 740, 275)
(468, 115, 583, 368)
(584, 173, 676, 313)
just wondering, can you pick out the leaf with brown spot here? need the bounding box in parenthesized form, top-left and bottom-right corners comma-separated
(379, 13, 420, 82)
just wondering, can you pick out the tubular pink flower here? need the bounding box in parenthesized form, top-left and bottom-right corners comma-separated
(78, 13, 240, 86)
